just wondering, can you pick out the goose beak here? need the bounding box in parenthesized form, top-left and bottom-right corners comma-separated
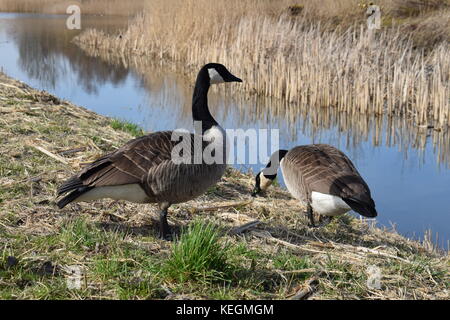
(229, 75, 242, 83)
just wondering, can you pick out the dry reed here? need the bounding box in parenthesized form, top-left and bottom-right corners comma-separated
(74, 0, 450, 128)
(0, 0, 144, 16)
(65, 49, 450, 169)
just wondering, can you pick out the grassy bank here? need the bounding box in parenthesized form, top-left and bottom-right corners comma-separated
(0, 72, 449, 299)
(73, 0, 450, 128)
(0, 0, 144, 16)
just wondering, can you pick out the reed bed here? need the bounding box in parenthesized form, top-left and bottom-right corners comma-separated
(0, 0, 144, 16)
(74, 0, 450, 128)
(60, 48, 450, 169)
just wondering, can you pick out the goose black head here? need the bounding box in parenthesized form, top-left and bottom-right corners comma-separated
(251, 171, 277, 197)
(251, 149, 289, 197)
(203, 63, 242, 84)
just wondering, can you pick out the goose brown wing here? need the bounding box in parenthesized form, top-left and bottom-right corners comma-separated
(284, 144, 371, 200)
(57, 131, 177, 195)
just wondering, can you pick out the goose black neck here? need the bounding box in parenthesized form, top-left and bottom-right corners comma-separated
(263, 150, 288, 178)
(192, 69, 218, 134)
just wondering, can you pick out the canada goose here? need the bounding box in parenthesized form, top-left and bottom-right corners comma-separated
(57, 63, 242, 239)
(251, 145, 377, 226)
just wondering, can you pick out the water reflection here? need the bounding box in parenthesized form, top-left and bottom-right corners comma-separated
(3, 13, 129, 93)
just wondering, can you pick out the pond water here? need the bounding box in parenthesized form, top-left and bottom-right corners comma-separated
(0, 12, 448, 248)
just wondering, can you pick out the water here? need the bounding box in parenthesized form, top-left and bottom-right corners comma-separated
(0, 13, 448, 248)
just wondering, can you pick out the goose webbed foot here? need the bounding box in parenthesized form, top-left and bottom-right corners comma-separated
(158, 202, 173, 241)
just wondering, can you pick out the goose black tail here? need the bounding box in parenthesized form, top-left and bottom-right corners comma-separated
(342, 196, 377, 218)
(56, 177, 92, 209)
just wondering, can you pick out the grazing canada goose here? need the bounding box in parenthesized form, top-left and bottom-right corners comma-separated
(57, 63, 242, 239)
(251, 145, 377, 226)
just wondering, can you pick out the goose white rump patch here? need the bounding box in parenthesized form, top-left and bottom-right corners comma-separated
(311, 191, 351, 216)
(75, 184, 149, 203)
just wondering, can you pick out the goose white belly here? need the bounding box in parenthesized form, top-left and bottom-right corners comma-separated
(311, 191, 351, 216)
(75, 184, 150, 203)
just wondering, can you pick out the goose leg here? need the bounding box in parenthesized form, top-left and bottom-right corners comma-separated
(306, 203, 315, 227)
(158, 202, 172, 240)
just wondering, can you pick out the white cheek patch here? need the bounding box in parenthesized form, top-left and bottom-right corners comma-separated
(208, 68, 225, 84)
(260, 174, 273, 191)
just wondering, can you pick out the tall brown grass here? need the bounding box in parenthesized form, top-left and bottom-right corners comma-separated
(74, 0, 450, 128)
(0, 0, 144, 16)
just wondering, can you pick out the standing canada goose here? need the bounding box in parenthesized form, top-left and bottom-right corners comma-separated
(57, 63, 242, 239)
(251, 145, 377, 226)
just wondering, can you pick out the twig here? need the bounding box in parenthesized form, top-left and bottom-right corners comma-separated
(335, 242, 412, 264)
(229, 220, 262, 235)
(88, 139, 101, 151)
(219, 212, 255, 223)
(100, 211, 127, 221)
(251, 231, 326, 254)
(0, 174, 43, 187)
(289, 278, 319, 300)
(58, 147, 86, 156)
(29, 144, 69, 165)
(355, 246, 412, 264)
(191, 199, 253, 213)
(425, 266, 440, 286)
(100, 137, 119, 148)
(309, 241, 413, 264)
(277, 268, 317, 274)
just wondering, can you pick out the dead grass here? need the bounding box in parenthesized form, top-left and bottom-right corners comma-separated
(73, 0, 450, 129)
(0, 72, 448, 299)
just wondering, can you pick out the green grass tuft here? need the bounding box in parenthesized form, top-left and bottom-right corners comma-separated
(273, 252, 311, 271)
(110, 119, 144, 137)
(164, 221, 231, 283)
